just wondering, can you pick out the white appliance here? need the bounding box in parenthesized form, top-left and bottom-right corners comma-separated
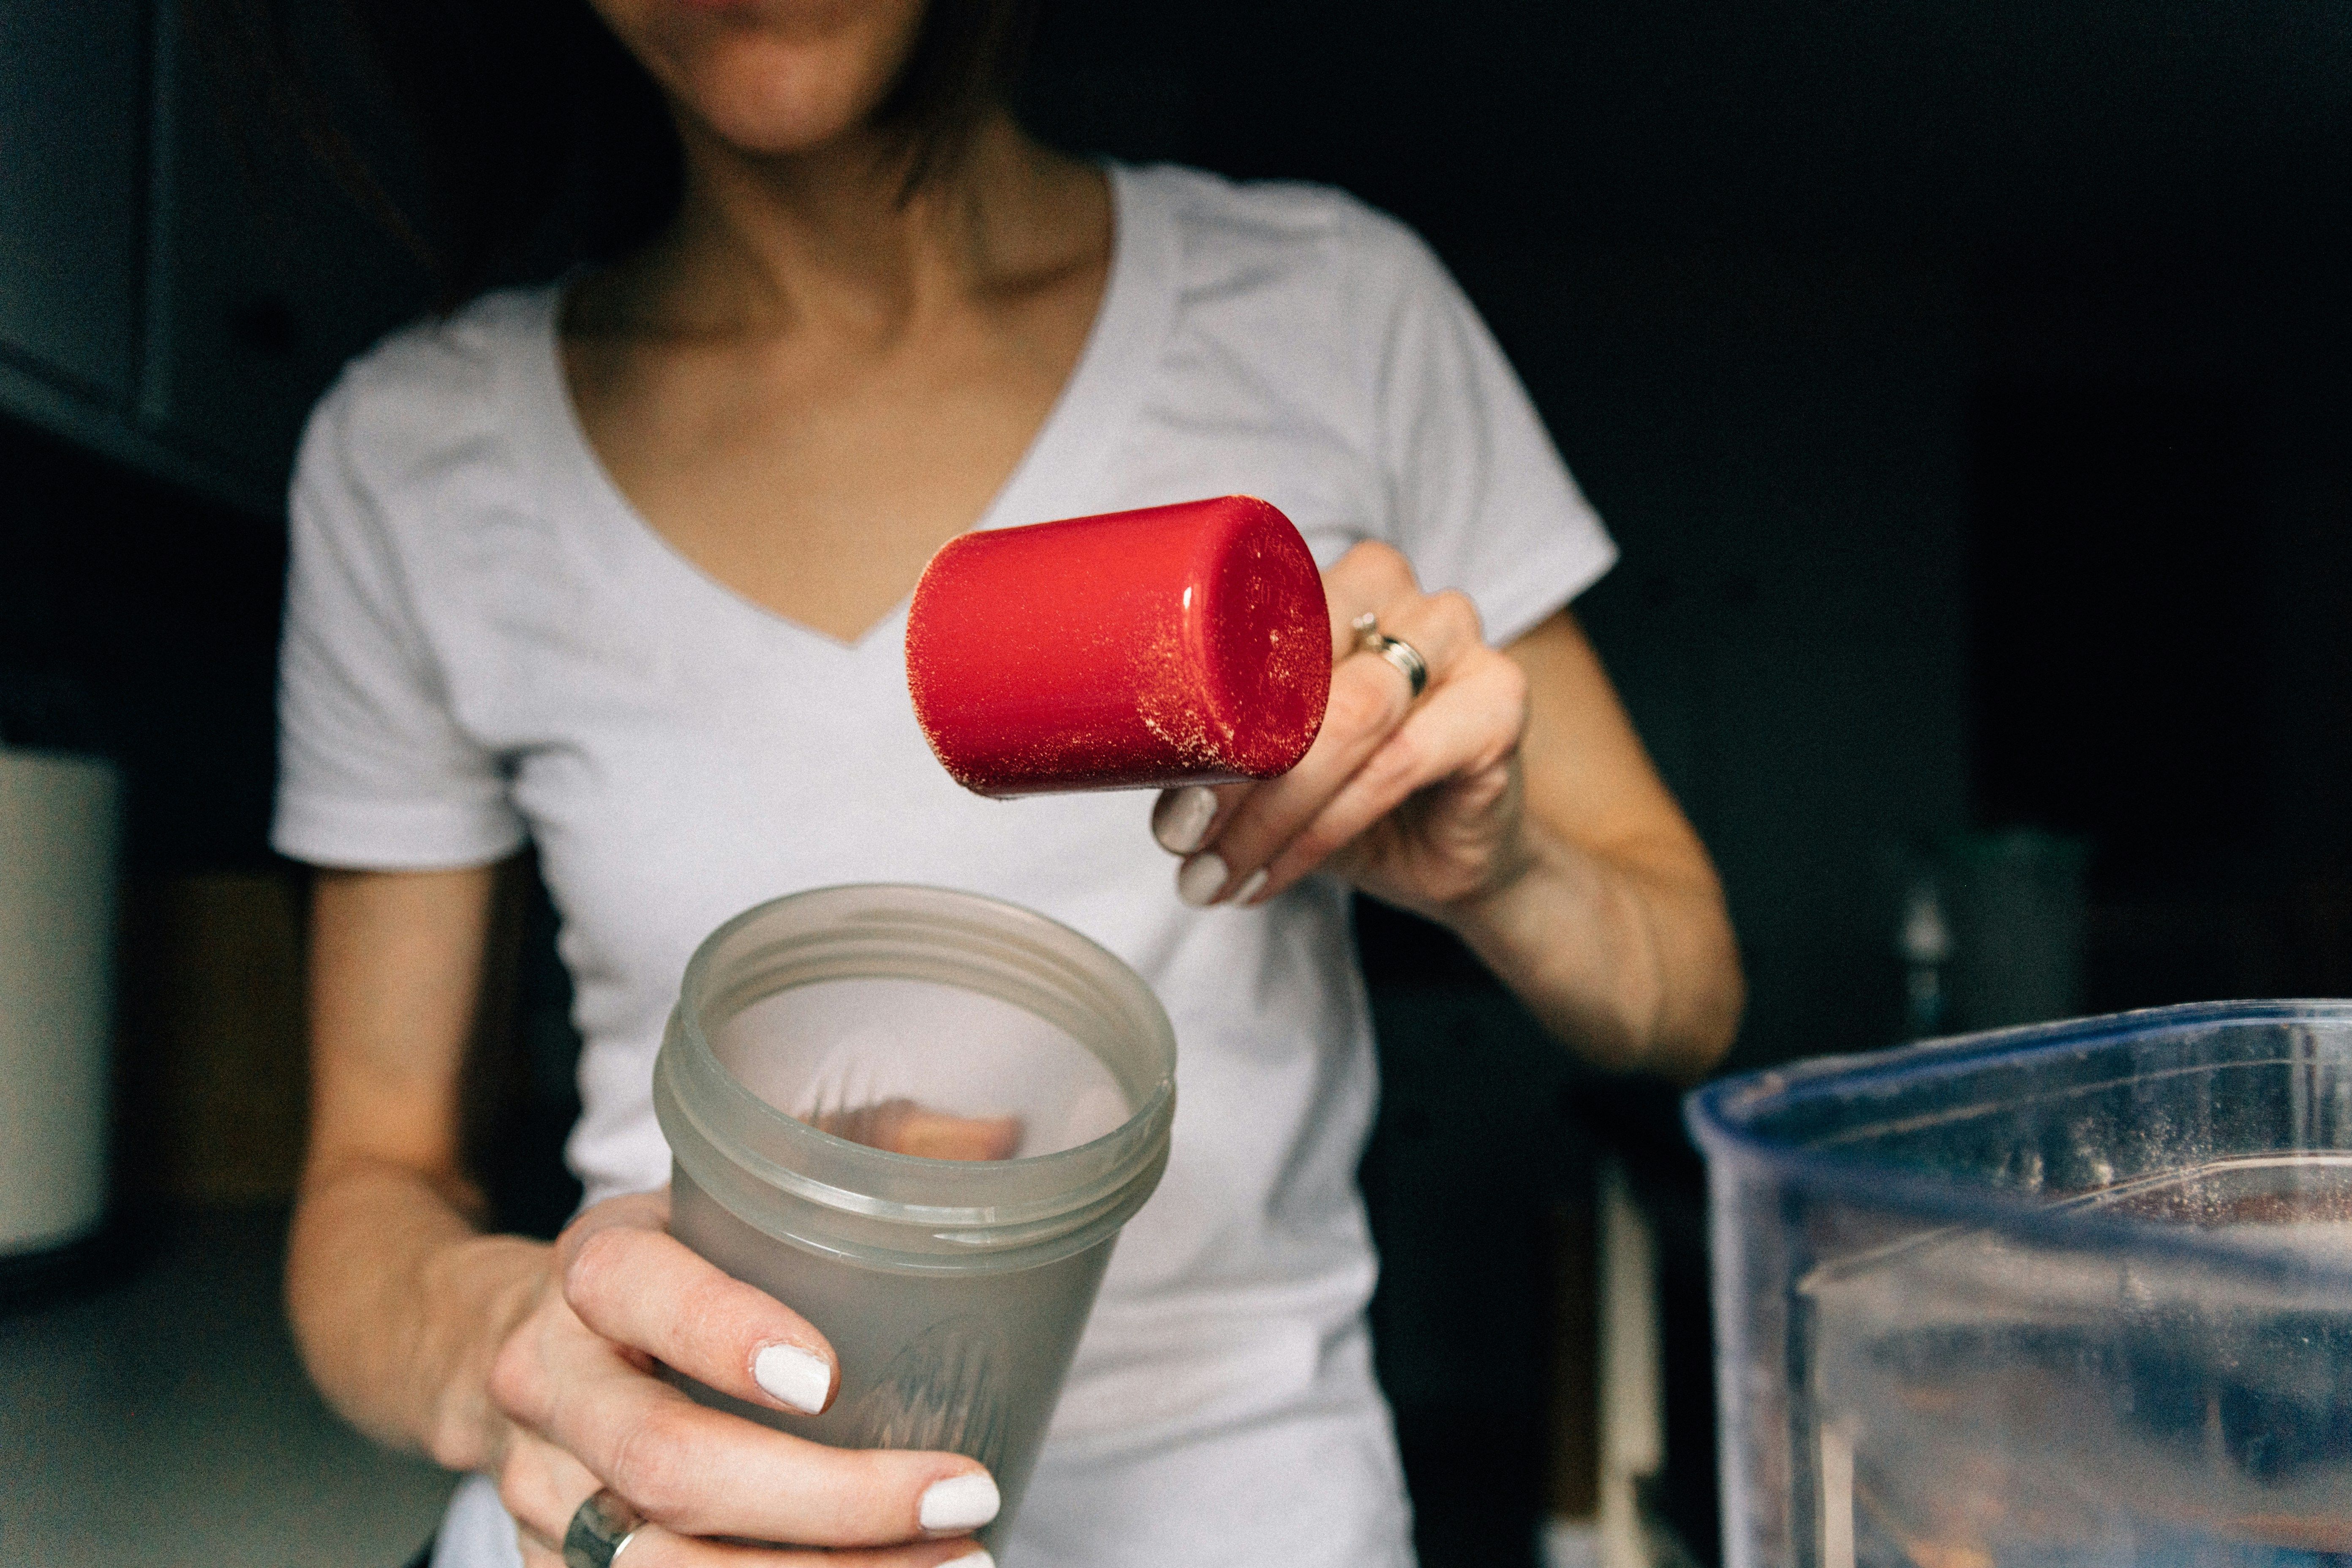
(0, 745, 122, 1257)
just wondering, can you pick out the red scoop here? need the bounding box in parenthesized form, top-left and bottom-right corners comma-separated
(906, 496, 1332, 797)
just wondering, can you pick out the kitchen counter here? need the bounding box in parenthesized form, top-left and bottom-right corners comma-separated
(0, 1206, 455, 1566)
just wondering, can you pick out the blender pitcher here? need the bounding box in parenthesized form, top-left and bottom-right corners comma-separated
(1689, 1001, 2352, 1568)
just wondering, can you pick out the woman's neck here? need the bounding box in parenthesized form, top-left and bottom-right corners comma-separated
(578, 111, 1102, 344)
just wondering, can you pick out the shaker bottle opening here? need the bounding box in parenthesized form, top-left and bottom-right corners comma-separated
(712, 976, 1136, 1162)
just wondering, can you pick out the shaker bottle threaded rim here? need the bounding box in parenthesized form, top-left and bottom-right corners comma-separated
(654, 884, 1178, 1271)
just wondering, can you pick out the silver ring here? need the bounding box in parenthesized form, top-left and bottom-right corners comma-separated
(563, 1489, 646, 1568)
(1350, 612, 1429, 700)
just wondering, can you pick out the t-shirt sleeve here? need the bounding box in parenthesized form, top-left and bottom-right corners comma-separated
(270, 385, 527, 871)
(1367, 223, 1617, 646)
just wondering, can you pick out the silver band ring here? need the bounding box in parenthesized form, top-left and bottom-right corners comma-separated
(1350, 612, 1429, 700)
(563, 1489, 646, 1568)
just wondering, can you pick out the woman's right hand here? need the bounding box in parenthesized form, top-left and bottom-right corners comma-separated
(483, 1190, 1000, 1566)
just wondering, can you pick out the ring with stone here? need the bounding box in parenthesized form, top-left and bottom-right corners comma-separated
(1349, 612, 1430, 700)
(563, 1489, 647, 1568)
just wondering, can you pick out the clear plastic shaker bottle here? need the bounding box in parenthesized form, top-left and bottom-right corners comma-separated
(652, 884, 1176, 1544)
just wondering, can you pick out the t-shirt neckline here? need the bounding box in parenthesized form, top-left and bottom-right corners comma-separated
(522, 161, 1176, 655)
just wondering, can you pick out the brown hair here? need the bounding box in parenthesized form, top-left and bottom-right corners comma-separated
(193, 0, 1039, 310)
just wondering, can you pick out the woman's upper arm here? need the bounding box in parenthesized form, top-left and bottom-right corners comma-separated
(304, 862, 506, 1196)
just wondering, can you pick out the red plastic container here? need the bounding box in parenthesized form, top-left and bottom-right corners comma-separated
(906, 496, 1332, 797)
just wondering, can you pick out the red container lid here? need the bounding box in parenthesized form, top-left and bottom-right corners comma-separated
(906, 496, 1332, 797)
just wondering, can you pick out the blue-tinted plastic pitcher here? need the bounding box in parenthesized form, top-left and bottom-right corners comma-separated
(1689, 1001, 2352, 1568)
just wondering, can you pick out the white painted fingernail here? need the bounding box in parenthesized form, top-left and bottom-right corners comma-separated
(1232, 867, 1269, 905)
(1176, 852, 1230, 907)
(1153, 785, 1218, 854)
(940, 1552, 996, 1568)
(919, 1473, 1001, 1533)
(752, 1343, 830, 1414)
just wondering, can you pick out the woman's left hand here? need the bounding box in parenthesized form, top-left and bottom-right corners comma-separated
(1151, 541, 1533, 922)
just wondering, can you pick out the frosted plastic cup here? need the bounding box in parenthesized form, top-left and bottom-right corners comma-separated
(652, 885, 1176, 1543)
(1688, 1001, 2352, 1568)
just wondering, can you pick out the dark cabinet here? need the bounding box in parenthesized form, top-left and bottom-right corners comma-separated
(0, 0, 146, 405)
(0, 0, 427, 514)
(139, 4, 424, 493)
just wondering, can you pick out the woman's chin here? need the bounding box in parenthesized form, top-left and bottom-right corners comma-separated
(608, 0, 924, 159)
(693, 101, 869, 158)
(676, 52, 903, 157)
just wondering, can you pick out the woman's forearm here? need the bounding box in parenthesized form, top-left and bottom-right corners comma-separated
(1410, 610, 1744, 1081)
(292, 864, 544, 1470)
(1448, 819, 1744, 1082)
(286, 1155, 546, 1470)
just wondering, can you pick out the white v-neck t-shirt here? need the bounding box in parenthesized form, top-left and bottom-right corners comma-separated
(274, 163, 1615, 1568)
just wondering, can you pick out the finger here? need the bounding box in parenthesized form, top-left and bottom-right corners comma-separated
(524, 1512, 994, 1568)
(523, 1323, 998, 1546)
(811, 1098, 1022, 1160)
(1256, 650, 1529, 902)
(1149, 782, 1246, 855)
(561, 1209, 838, 1417)
(536, 1519, 999, 1567)
(1180, 590, 1484, 904)
(1318, 541, 1422, 651)
(502, 1427, 996, 1568)
(1341, 585, 1482, 704)
(589, 1537, 993, 1568)
(498, 1424, 607, 1556)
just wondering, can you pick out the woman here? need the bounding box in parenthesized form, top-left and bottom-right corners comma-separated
(275, 1, 1744, 1565)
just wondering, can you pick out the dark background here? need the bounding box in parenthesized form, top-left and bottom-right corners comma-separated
(3, 2, 2348, 1563)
